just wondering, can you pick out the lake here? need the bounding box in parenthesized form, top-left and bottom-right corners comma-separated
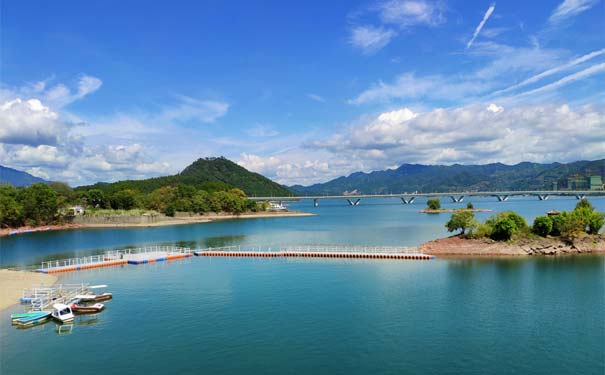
(1, 196, 604, 374)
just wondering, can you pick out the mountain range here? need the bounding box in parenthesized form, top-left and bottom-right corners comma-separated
(0, 165, 47, 187)
(291, 159, 605, 195)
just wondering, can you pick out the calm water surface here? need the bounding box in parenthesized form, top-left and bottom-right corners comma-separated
(1, 197, 604, 374)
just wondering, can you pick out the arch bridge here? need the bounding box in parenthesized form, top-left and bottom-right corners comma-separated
(249, 191, 605, 207)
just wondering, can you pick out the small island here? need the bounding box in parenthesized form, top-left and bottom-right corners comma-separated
(420, 198, 492, 214)
(420, 198, 605, 256)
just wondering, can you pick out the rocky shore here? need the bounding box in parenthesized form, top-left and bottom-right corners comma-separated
(419, 234, 605, 256)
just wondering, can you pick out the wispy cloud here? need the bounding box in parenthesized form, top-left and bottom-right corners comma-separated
(549, 0, 600, 24)
(349, 25, 397, 54)
(491, 48, 605, 96)
(466, 3, 496, 49)
(306, 93, 326, 103)
(514, 62, 605, 97)
(246, 124, 280, 137)
(378, 0, 445, 27)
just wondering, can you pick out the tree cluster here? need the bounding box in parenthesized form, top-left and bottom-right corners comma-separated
(531, 199, 604, 238)
(0, 181, 264, 228)
(445, 199, 604, 242)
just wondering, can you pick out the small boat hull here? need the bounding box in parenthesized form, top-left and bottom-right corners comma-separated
(71, 303, 105, 314)
(94, 293, 112, 302)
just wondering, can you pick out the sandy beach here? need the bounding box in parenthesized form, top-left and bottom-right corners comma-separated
(0, 211, 314, 237)
(0, 269, 57, 312)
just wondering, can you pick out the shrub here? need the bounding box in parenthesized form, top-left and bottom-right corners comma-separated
(466, 202, 474, 209)
(164, 205, 176, 217)
(427, 198, 441, 210)
(550, 214, 565, 236)
(445, 210, 478, 235)
(475, 223, 492, 238)
(587, 211, 604, 235)
(491, 216, 517, 241)
(532, 216, 553, 237)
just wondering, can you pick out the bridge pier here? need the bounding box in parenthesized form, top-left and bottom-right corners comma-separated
(313, 199, 319, 207)
(450, 196, 464, 203)
(401, 197, 416, 204)
(346, 198, 361, 206)
(538, 194, 550, 201)
(575, 194, 586, 200)
(496, 195, 509, 202)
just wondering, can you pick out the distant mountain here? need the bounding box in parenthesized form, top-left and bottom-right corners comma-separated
(78, 157, 292, 196)
(0, 165, 47, 187)
(291, 159, 605, 195)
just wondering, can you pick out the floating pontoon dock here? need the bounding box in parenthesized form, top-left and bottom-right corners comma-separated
(35, 245, 433, 274)
(195, 245, 434, 260)
(37, 246, 192, 273)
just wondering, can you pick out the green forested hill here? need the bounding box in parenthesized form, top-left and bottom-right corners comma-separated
(291, 159, 605, 195)
(77, 157, 292, 196)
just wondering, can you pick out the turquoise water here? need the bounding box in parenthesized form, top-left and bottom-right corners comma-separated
(1, 196, 604, 374)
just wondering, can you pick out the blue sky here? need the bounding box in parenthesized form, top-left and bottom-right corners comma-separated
(1, 0, 604, 186)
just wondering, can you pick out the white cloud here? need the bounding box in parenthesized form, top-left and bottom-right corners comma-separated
(43, 75, 103, 108)
(349, 25, 397, 54)
(549, 0, 600, 23)
(242, 103, 605, 185)
(0, 76, 176, 185)
(378, 0, 445, 27)
(466, 3, 496, 49)
(486, 103, 503, 113)
(306, 93, 326, 102)
(0, 98, 66, 146)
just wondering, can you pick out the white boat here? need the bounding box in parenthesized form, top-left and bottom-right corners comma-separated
(51, 303, 75, 323)
(268, 202, 287, 211)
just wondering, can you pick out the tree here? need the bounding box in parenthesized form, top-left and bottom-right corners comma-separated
(587, 212, 604, 235)
(427, 198, 441, 210)
(19, 183, 60, 225)
(0, 186, 24, 228)
(466, 202, 474, 209)
(445, 210, 477, 235)
(550, 214, 565, 236)
(109, 189, 137, 210)
(86, 189, 107, 208)
(575, 198, 594, 211)
(532, 216, 553, 237)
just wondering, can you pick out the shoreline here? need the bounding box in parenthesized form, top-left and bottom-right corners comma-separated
(0, 211, 314, 237)
(0, 269, 58, 312)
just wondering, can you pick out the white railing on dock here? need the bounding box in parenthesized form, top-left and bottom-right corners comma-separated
(104, 246, 191, 260)
(40, 246, 191, 270)
(23, 283, 91, 311)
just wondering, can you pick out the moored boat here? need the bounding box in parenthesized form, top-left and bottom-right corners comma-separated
(11, 311, 51, 327)
(94, 292, 112, 301)
(51, 303, 75, 323)
(70, 302, 105, 314)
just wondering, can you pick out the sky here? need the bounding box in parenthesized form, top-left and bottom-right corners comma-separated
(1, 0, 604, 186)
